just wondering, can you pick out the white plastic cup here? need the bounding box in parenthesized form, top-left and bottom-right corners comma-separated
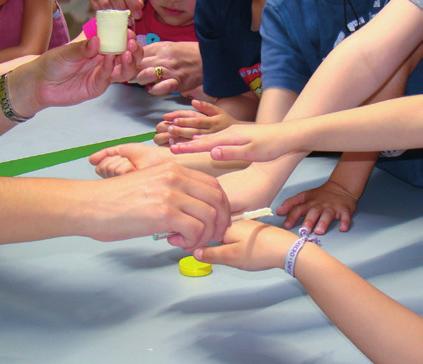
(96, 10, 130, 55)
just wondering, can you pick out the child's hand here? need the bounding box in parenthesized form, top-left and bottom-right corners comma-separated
(170, 122, 300, 161)
(92, 155, 136, 178)
(154, 108, 205, 146)
(193, 220, 297, 271)
(154, 100, 237, 146)
(89, 143, 171, 178)
(277, 180, 358, 235)
(181, 86, 217, 103)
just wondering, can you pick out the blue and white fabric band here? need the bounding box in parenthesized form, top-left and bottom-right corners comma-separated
(284, 227, 321, 277)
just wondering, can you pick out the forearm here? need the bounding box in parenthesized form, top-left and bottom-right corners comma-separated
(256, 88, 297, 123)
(216, 92, 259, 121)
(0, 177, 91, 243)
(0, 55, 39, 75)
(0, 47, 43, 64)
(288, 0, 423, 117)
(237, 88, 299, 197)
(295, 244, 423, 363)
(294, 96, 423, 152)
(174, 151, 249, 177)
(329, 152, 378, 198)
(0, 65, 42, 134)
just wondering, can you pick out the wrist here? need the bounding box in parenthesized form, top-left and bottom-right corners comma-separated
(260, 226, 297, 270)
(287, 120, 312, 152)
(326, 179, 360, 201)
(8, 66, 44, 117)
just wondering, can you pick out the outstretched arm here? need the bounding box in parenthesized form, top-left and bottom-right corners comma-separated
(194, 220, 423, 364)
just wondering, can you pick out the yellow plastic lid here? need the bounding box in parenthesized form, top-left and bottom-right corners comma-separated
(179, 256, 212, 277)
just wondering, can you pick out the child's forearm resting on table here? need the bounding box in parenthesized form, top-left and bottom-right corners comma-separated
(199, 223, 423, 363)
(296, 242, 423, 364)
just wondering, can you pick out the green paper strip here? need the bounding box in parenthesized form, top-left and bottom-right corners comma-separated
(0, 131, 156, 177)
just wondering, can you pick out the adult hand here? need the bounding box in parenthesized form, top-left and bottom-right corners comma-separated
(277, 180, 358, 234)
(170, 122, 302, 162)
(86, 162, 231, 250)
(135, 42, 202, 95)
(110, 30, 144, 83)
(155, 100, 236, 145)
(89, 143, 172, 178)
(90, 0, 144, 19)
(8, 37, 142, 117)
(193, 220, 297, 271)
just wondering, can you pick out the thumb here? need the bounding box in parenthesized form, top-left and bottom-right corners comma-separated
(61, 37, 100, 63)
(192, 99, 223, 117)
(210, 145, 253, 161)
(193, 244, 237, 266)
(89, 145, 121, 165)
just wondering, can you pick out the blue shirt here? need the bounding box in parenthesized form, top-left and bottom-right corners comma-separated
(261, 0, 423, 186)
(195, 0, 262, 98)
(261, 0, 422, 96)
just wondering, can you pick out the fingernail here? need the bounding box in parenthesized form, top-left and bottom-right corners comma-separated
(194, 249, 203, 260)
(134, 11, 142, 19)
(169, 138, 175, 145)
(168, 126, 174, 133)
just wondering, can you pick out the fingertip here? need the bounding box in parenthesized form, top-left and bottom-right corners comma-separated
(170, 144, 181, 153)
(123, 51, 133, 64)
(283, 220, 293, 229)
(276, 207, 285, 216)
(314, 227, 325, 235)
(210, 147, 223, 160)
(127, 39, 137, 53)
(167, 234, 185, 248)
(339, 223, 349, 232)
(89, 150, 104, 165)
(193, 248, 203, 261)
(191, 99, 201, 108)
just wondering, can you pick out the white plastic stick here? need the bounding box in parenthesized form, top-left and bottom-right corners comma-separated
(153, 207, 273, 241)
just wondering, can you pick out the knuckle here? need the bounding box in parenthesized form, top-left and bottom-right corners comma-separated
(160, 188, 174, 203)
(158, 204, 173, 220)
(192, 223, 205, 241)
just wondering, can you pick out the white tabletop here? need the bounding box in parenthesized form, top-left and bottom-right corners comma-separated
(0, 84, 422, 364)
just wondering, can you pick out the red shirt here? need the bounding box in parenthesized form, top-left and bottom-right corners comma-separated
(135, 1, 197, 42)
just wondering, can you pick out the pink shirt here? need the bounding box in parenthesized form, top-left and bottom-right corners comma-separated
(0, 0, 70, 51)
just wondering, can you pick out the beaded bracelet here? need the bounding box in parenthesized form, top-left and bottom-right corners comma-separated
(284, 227, 321, 277)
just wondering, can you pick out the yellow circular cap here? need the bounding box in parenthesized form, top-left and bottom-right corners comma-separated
(179, 256, 212, 277)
